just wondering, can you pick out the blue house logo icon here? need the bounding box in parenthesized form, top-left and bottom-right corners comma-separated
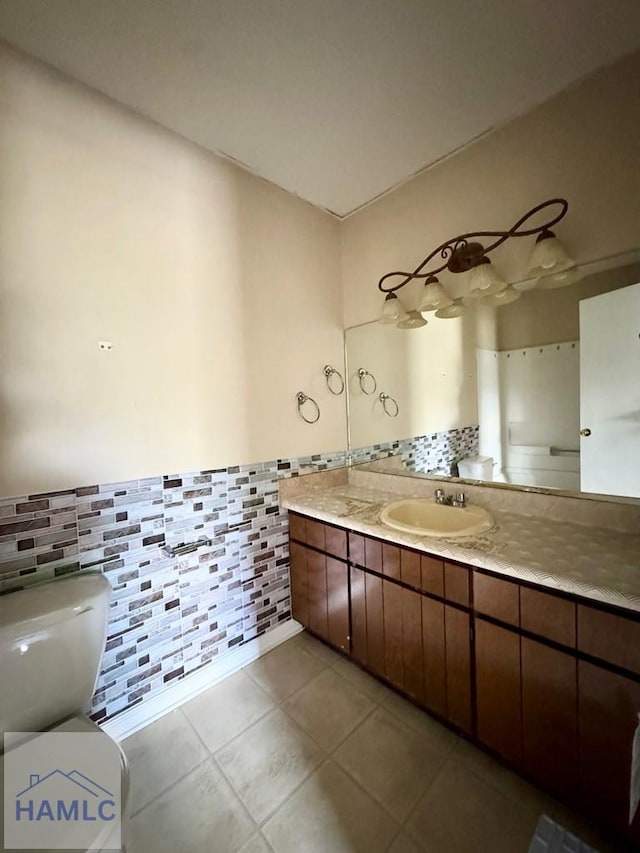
(15, 770, 116, 822)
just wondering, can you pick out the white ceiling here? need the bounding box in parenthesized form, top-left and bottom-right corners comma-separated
(1, 1, 640, 216)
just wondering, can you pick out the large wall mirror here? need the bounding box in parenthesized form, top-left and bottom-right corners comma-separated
(345, 256, 640, 501)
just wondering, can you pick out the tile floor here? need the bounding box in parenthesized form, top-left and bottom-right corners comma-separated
(122, 632, 629, 853)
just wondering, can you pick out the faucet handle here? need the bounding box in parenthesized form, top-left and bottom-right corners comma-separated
(435, 488, 445, 504)
(452, 491, 467, 508)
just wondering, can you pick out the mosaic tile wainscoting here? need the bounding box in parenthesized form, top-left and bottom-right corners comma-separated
(0, 425, 477, 724)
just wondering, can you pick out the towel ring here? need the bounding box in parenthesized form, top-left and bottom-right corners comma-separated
(379, 392, 399, 418)
(358, 368, 377, 395)
(296, 392, 320, 424)
(323, 365, 345, 396)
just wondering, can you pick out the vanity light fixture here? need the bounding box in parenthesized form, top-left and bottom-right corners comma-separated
(377, 198, 580, 325)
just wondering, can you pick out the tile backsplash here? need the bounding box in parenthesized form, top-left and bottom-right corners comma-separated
(0, 424, 477, 723)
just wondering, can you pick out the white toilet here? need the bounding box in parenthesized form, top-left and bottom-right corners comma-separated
(457, 455, 494, 481)
(0, 573, 129, 852)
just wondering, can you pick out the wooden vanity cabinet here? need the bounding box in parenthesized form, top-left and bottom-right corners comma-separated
(289, 515, 349, 652)
(444, 605, 473, 734)
(349, 566, 385, 675)
(298, 522, 474, 734)
(578, 659, 640, 844)
(521, 637, 578, 801)
(475, 618, 522, 765)
(351, 565, 425, 702)
(474, 571, 580, 798)
(289, 541, 309, 627)
(289, 511, 640, 846)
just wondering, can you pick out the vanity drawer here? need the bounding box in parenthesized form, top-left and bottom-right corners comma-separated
(382, 543, 401, 579)
(305, 518, 326, 550)
(521, 587, 575, 648)
(324, 525, 347, 560)
(474, 571, 519, 627)
(444, 562, 470, 607)
(362, 537, 383, 572)
(348, 533, 400, 577)
(349, 531, 365, 566)
(400, 548, 421, 588)
(289, 514, 347, 559)
(577, 605, 640, 675)
(289, 513, 307, 543)
(420, 554, 444, 597)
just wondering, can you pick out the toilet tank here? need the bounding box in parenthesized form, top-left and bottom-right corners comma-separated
(458, 455, 494, 481)
(0, 573, 110, 734)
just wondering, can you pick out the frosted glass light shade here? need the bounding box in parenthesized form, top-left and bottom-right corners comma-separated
(397, 310, 427, 329)
(537, 267, 584, 290)
(418, 278, 453, 312)
(379, 292, 406, 324)
(435, 300, 467, 319)
(512, 277, 538, 292)
(488, 285, 521, 306)
(467, 261, 507, 296)
(527, 232, 575, 277)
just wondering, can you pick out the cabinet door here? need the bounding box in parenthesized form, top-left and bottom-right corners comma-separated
(383, 579, 424, 699)
(445, 606, 472, 735)
(401, 586, 424, 703)
(350, 566, 368, 665)
(521, 637, 577, 800)
(365, 572, 386, 677)
(326, 557, 349, 653)
(579, 660, 640, 844)
(383, 580, 404, 689)
(421, 596, 446, 717)
(289, 541, 308, 627)
(306, 549, 328, 640)
(475, 619, 522, 764)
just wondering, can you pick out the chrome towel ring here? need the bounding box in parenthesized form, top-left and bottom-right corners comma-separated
(323, 365, 345, 396)
(358, 368, 377, 395)
(379, 392, 399, 418)
(296, 392, 320, 424)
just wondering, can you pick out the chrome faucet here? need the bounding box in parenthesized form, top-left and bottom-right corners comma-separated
(435, 488, 466, 508)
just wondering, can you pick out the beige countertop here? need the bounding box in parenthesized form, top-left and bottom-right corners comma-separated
(281, 480, 640, 613)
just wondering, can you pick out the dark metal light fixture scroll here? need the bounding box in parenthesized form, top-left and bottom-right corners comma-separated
(378, 198, 580, 325)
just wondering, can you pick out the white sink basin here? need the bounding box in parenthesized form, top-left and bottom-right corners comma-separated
(380, 499, 494, 538)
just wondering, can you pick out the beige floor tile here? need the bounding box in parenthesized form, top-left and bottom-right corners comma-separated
(262, 760, 397, 853)
(127, 758, 255, 853)
(331, 656, 390, 703)
(283, 667, 375, 751)
(122, 709, 208, 814)
(244, 639, 327, 702)
(237, 833, 274, 853)
(381, 689, 461, 756)
(453, 738, 552, 829)
(182, 670, 275, 753)
(293, 630, 342, 665)
(405, 759, 534, 853)
(333, 706, 446, 822)
(388, 831, 423, 853)
(215, 707, 324, 823)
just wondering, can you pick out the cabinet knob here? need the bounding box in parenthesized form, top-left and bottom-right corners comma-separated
(580, 428, 592, 437)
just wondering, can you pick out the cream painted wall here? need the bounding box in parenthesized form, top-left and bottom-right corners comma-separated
(0, 43, 345, 496)
(341, 49, 640, 328)
(346, 316, 476, 448)
(496, 261, 640, 350)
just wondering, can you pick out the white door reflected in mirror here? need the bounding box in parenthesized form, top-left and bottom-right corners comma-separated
(580, 282, 640, 498)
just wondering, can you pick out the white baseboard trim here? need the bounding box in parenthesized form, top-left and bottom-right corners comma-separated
(102, 619, 303, 742)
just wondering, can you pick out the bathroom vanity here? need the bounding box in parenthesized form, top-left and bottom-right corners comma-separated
(281, 470, 640, 846)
